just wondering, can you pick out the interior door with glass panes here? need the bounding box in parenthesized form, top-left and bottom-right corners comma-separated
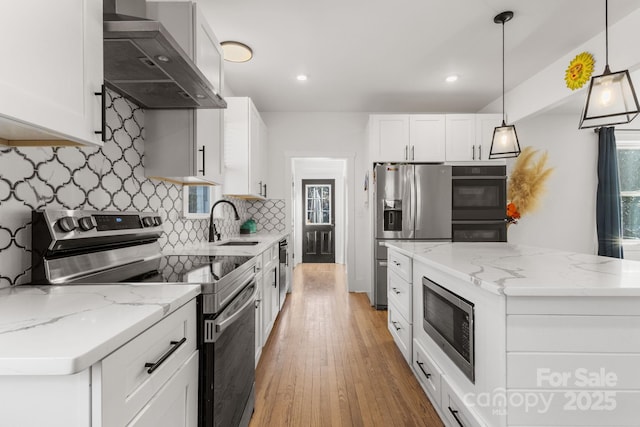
(302, 179, 335, 263)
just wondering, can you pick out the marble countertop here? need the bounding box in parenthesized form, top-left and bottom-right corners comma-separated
(0, 284, 200, 376)
(385, 241, 640, 297)
(164, 232, 289, 257)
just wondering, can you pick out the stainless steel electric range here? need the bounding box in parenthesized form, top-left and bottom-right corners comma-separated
(30, 209, 256, 427)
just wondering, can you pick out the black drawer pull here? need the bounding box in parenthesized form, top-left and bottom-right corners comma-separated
(391, 321, 401, 331)
(448, 407, 465, 427)
(391, 287, 400, 295)
(144, 337, 186, 374)
(416, 360, 431, 379)
(198, 146, 206, 175)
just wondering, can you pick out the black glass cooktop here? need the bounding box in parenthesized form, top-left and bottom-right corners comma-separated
(129, 255, 253, 284)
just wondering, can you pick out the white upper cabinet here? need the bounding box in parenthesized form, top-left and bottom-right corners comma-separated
(369, 115, 410, 162)
(409, 115, 446, 162)
(144, 1, 224, 185)
(224, 97, 268, 199)
(475, 114, 504, 161)
(445, 114, 476, 161)
(0, 0, 104, 146)
(445, 114, 503, 162)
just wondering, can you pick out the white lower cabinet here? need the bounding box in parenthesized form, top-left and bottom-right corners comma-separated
(441, 376, 487, 427)
(254, 254, 264, 365)
(256, 242, 282, 363)
(387, 301, 412, 364)
(413, 338, 442, 408)
(0, 300, 198, 427)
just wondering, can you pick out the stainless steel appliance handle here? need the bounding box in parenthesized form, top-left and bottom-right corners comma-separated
(144, 337, 186, 374)
(378, 261, 388, 267)
(215, 279, 258, 333)
(452, 176, 507, 180)
(448, 407, 465, 427)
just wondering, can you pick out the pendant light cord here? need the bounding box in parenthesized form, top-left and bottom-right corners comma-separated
(502, 19, 506, 124)
(605, 0, 609, 66)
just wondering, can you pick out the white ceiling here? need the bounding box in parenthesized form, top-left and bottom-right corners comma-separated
(199, 0, 640, 113)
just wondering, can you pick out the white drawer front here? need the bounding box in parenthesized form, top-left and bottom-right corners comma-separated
(441, 377, 486, 427)
(127, 351, 199, 427)
(388, 301, 411, 364)
(413, 338, 442, 408)
(388, 249, 412, 283)
(507, 315, 640, 353)
(388, 269, 412, 321)
(99, 300, 197, 427)
(507, 353, 640, 389)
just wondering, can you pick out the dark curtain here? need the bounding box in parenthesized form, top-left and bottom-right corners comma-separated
(596, 127, 624, 258)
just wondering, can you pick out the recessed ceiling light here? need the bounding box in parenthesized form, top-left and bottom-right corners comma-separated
(220, 41, 253, 63)
(446, 75, 459, 83)
(296, 74, 308, 81)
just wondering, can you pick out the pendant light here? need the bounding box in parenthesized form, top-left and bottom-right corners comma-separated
(489, 11, 521, 159)
(579, 0, 640, 129)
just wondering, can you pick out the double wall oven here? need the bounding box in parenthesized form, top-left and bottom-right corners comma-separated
(30, 209, 256, 427)
(451, 165, 507, 242)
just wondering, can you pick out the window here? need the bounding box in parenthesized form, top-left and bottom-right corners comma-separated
(616, 136, 640, 241)
(182, 186, 217, 219)
(305, 184, 332, 225)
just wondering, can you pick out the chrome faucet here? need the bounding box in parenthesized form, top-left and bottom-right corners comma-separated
(209, 200, 240, 242)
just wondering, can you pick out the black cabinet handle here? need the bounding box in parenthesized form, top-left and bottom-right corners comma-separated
(263, 183, 267, 198)
(448, 407, 465, 427)
(391, 321, 401, 331)
(391, 287, 400, 295)
(416, 360, 431, 379)
(144, 337, 186, 374)
(94, 85, 106, 142)
(198, 146, 206, 175)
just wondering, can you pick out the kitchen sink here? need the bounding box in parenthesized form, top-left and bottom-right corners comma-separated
(218, 241, 260, 246)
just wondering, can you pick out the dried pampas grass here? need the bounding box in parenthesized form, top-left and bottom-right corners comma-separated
(507, 147, 554, 217)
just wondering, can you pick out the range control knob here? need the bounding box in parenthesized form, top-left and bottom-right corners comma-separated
(142, 217, 155, 227)
(56, 217, 78, 233)
(153, 216, 163, 226)
(78, 216, 97, 231)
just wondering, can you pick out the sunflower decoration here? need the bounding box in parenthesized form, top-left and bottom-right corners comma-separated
(565, 52, 595, 90)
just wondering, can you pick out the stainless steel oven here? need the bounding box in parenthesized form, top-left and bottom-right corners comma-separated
(452, 165, 506, 221)
(422, 277, 474, 383)
(30, 209, 257, 427)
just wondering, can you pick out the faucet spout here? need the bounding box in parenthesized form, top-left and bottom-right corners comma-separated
(209, 200, 240, 242)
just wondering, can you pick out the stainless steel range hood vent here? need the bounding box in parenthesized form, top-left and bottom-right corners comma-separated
(103, 0, 226, 109)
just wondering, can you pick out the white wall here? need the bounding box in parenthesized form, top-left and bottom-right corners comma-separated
(506, 113, 599, 254)
(261, 113, 371, 294)
(292, 158, 346, 266)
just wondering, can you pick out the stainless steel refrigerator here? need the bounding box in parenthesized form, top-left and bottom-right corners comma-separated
(373, 163, 452, 309)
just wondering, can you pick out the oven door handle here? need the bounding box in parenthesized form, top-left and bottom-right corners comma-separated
(214, 280, 258, 333)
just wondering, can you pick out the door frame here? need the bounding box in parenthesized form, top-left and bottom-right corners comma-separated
(301, 178, 336, 263)
(285, 151, 356, 291)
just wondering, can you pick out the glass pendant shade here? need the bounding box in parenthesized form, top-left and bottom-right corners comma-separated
(489, 122, 521, 159)
(579, 67, 640, 129)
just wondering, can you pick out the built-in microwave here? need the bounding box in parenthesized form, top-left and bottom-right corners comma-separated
(452, 165, 506, 221)
(423, 277, 475, 383)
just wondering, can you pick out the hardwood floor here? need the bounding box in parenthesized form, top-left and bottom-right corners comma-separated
(250, 263, 444, 427)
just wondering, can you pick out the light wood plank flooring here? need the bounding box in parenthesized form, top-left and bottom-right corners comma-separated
(250, 263, 444, 427)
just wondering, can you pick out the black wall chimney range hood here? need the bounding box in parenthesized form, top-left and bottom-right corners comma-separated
(103, 0, 226, 109)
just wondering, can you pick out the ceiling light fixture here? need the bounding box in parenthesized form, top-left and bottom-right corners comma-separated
(446, 75, 459, 83)
(220, 41, 253, 63)
(579, 0, 640, 129)
(296, 74, 308, 81)
(489, 11, 521, 160)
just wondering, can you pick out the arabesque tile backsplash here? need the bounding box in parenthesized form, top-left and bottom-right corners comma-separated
(0, 90, 284, 288)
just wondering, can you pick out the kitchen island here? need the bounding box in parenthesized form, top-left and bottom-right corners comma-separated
(385, 241, 640, 427)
